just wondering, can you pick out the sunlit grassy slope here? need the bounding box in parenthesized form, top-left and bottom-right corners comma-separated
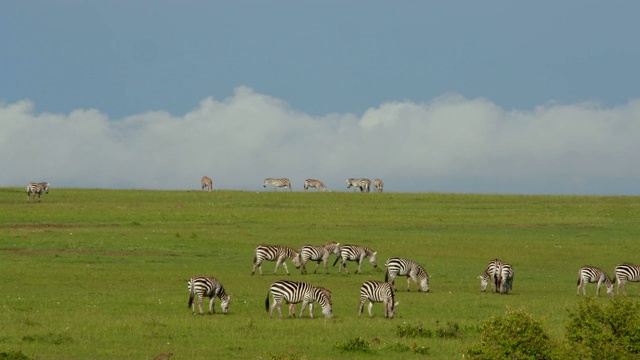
(1, 188, 639, 359)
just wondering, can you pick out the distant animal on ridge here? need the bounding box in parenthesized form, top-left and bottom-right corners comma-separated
(26, 182, 49, 202)
(201, 176, 213, 191)
(304, 179, 327, 191)
(346, 178, 370, 192)
(373, 179, 384, 193)
(263, 178, 292, 191)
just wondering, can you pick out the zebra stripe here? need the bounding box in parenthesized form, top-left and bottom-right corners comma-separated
(304, 179, 327, 192)
(478, 258, 503, 293)
(346, 178, 371, 192)
(252, 245, 301, 275)
(373, 179, 384, 193)
(201, 176, 213, 192)
(332, 245, 378, 274)
(577, 265, 614, 297)
(298, 242, 340, 274)
(358, 280, 398, 318)
(187, 276, 232, 314)
(263, 178, 293, 191)
(266, 280, 333, 319)
(384, 257, 430, 292)
(26, 182, 49, 202)
(615, 263, 640, 296)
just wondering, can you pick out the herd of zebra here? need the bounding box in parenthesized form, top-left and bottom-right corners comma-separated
(201, 176, 384, 192)
(189, 249, 640, 320)
(189, 242, 430, 319)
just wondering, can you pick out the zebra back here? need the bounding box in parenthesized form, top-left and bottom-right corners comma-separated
(359, 280, 397, 318)
(263, 178, 292, 191)
(304, 179, 327, 191)
(201, 176, 213, 191)
(346, 178, 371, 192)
(577, 265, 614, 297)
(188, 276, 231, 314)
(267, 280, 333, 318)
(384, 257, 429, 292)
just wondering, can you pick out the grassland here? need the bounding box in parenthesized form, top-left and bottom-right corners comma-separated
(1, 188, 639, 359)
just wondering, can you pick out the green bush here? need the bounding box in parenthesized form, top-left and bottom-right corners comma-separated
(564, 296, 640, 359)
(333, 337, 371, 353)
(0, 351, 33, 360)
(464, 308, 555, 360)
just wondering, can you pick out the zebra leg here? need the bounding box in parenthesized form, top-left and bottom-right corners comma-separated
(313, 261, 321, 274)
(281, 261, 290, 275)
(251, 260, 262, 276)
(358, 300, 365, 317)
(208, 296, 215, 314)
(367, 301, 375, 317)
(288, 303, 296, 317)
(198, 295, 205, 315)
(388, 274, 397, 291)
(596, 279, 602, 296)
(272, 298, 283, 318)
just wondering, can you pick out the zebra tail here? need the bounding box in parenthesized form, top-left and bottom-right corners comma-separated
(384, 268, 389, 282)
(188, 283, 195, 308)
(265, 293, 270, 312)
(332, 256, 340, 267)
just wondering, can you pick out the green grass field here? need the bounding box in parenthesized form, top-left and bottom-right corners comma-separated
(1, 188, 639, 359)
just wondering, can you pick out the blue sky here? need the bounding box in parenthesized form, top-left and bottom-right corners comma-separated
(2, 1, 640, 194)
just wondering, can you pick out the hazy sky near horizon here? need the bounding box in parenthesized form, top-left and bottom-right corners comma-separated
(2, 2, 640, 194)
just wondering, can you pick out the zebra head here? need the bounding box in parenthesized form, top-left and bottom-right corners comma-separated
(420, 276, 430, 293)
(220, 294, 232, 314)
(346, 178, 354, 188)
(317, 287, 333, 319)
(368, 251, 378, 268)
(478, 275, 489, 292)
(291, 250, 302, 269)
(41, 182, 50, 194)
(386, 300, 399, 319)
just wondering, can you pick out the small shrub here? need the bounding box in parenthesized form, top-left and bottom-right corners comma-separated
(464, 308, 555, 360)
(396, 322, 433, 338)
(435, 321, 461, 339)
(334, 337, 371, 353)
(564, 296, 640, 359)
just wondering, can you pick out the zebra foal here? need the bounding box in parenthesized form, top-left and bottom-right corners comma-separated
(252, 245, 301, 275)
(358, 280, 398, 318)
(266, 280, 333, 319)
(263, 178, 292, 191)
(577, 265, 615, 297)
(187, 276, 232, 315)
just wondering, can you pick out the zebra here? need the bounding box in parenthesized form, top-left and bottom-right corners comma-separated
(26, 182, 49, 202)
(201, 176, 213, 192)
(266, 280, 333, 319)
(304, 179, 327, 192)
(252, 245, 301, 275)
(384, 257, 430, 292)
(346, 178, 370, 192)
(297, 242, 341, 274)
(577, 265, 615, 297)
(478, 258, 506, 293)
(497, 261, 514, 295)
(263, 178, 293, 191)
(373, 179, 384, 193)
(187, 276, 232, 315)
(332, 245, 378, 274)
(358, 280, 398, 318)
(614, 263, 640, 296)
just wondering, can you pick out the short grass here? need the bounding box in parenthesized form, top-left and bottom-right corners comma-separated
(1, 188, 639, 359)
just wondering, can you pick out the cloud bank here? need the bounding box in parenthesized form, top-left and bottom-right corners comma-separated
(2, 86, 639, 194)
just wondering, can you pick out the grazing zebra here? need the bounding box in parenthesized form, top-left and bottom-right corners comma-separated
(263, 178, 293, 191)
(373, 179, 384, 193)
(614, 263, 640, 296)
(266, 280, 333, 319)
(252, 245, 301, 275)
(201, 176, 213, 192)
(297, 242, 341, 274)
(577, 265, 615, 297)
(358, 280, 398, 318)
(187, 276, 232, 315)
(497, 261, 514, 294)
(384, 257, 430, 292)
(26, 182, 49, 202)
(332, 245, 378, 274)
(478, 258, 505, 293)
(303, 179, 327, 192)
(346, 178, 371, 192)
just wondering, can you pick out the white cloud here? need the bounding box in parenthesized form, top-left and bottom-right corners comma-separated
(1, 87, 639, 194)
